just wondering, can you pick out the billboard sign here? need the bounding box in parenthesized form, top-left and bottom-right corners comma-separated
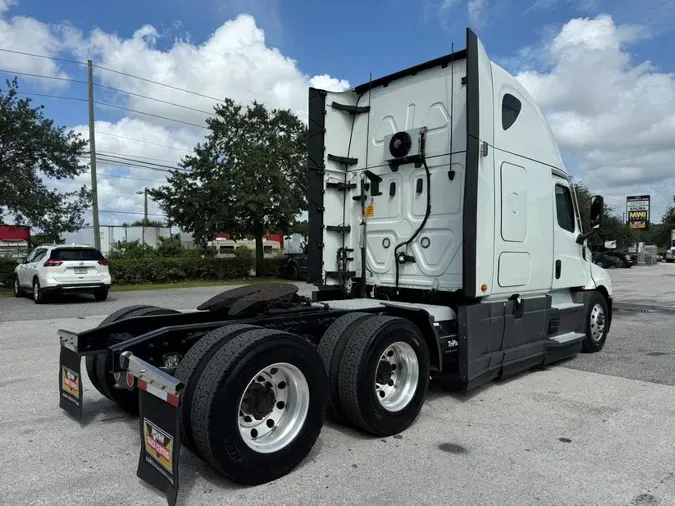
(626, 195, 650, 230)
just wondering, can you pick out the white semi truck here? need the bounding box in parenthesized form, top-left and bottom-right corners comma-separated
(57, 28, 612, 505)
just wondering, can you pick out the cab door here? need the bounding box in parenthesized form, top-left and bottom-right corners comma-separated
(551, 175, 588, 289)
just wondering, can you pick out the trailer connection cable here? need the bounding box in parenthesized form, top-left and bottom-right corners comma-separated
(394, 138, 431, 295)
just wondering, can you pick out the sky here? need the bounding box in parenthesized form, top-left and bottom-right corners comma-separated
(1, 0, 675, 227)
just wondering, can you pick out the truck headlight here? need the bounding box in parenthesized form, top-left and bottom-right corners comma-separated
(625, 255, 631, 261)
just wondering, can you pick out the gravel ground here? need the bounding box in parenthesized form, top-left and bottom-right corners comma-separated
(1, 267, 674, 505)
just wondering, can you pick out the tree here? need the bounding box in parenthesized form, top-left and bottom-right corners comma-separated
(571, 179, 631, 247)
(0, 78, 91, 237)
(150, 99, 307, 276)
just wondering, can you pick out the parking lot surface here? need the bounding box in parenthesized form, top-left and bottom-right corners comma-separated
(1, 266, 674, 506)
(0, 281, 315, 322)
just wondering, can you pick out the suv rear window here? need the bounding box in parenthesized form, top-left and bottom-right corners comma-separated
(51, 248, 102, 261)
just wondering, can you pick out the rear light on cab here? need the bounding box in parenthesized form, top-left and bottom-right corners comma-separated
(44, 259, 63, 267)
(98, 257, 109, 266)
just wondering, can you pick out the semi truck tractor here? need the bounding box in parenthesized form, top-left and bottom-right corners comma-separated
(57, 28, 612, 506)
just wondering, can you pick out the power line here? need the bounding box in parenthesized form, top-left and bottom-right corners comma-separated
(94, 157, 189, 173)
(0, 47, 86, 66)
(92, 63, 226, 104)
(95, 131, 193, 153)
(91, 153, 183, 171)
(0, 46, 225, 104)
(0, 68, 217, 116)
(0, 68, 88, 85)
(2, 89, 208, 130)
(98, 150, 183, 166)
(95, 83, 216, 116)
(2, 89, 87, 102)
(95, 173, 167, 184)
(97, 209, 167, 217)
(94, 99, 209, 129)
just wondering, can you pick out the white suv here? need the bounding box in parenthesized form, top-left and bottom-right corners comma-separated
(13, 244, 112, 304)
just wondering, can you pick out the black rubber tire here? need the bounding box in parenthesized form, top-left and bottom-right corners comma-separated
(86, 305, 164, 397)
(595, 259, 606, 269)
(337, 315, 430, 437)
(613, 257, 625, 268)
(32, 278, 46, 304)
(94, 306, 179, 414)
(13, 276, 22, 297)
(174, 324, 259, 455)
(94, 288, 109, 301)
(286, 263, 299, 281)
(190, 328, 328, 485)
(317, 312, 375, 423)
(582, 291, 609, 353)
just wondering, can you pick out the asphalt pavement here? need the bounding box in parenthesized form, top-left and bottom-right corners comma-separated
(0, 282, 315, 322)
(0, 267, 674, 506)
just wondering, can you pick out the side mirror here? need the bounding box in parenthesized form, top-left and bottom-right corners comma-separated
(16, 258, 23, 265)
(576, 195, 604, 244)
(590, 195, 604, 230)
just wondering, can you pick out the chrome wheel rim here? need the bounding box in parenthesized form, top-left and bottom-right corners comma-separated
(14, 278, 18, 294)
(33, 283, 38, 301)
(590, 303, 606, 341)
(238, 362, 309, 454)
(375, 341, 419, 412)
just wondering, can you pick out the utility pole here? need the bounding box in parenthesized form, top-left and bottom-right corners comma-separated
(137, 187, 148, 245)
(87, 60, 101, 250)
(143, 187, 148, 224)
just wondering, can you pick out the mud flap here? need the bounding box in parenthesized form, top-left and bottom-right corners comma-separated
(59, 338, 83, 421)
(121, 352, 184, 506)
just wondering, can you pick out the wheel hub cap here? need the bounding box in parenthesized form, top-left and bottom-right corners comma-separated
(238, 362, 309, 454)
(374, 341, 419, 412)
(590, 303, 606, 341)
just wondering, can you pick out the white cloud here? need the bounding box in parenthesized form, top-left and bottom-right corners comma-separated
(0, 11, 350, 225)
(0, 14, 71, 86)
(60, 14, 350, 129)
(0, 0, 16, 14)
(512, 14, 675, 219)
(468, 0, 486, 27)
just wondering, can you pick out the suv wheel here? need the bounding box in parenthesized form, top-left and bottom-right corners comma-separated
(13, 276, 23, 297)
(33, 279, 46, 304)
(94, 288, 108, 301)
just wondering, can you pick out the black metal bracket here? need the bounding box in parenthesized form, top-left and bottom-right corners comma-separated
(352, 194, 367, 203)
(461, 76, 467, 85)
(326, 182, 357, 191)
(328, 154, 358, 166)
(331, 102, 371, 114)
(326, 225, 352, 233)
(325, 271, 356, 278)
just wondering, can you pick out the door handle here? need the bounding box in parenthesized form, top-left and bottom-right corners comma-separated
(555, 260, 561, 279)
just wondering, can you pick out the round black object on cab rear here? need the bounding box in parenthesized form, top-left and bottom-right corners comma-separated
(389, 131, 412, 158)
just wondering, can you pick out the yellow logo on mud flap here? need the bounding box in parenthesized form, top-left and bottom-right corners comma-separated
(144, 419, 174, 474)
(61, 366, 79, 397)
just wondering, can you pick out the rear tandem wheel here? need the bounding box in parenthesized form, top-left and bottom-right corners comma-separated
(85, 305, 179, 414)
(189, 328, 328, 484)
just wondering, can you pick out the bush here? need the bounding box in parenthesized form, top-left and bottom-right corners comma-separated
(0, 258, 17, 288)
(261, 257, 283, 277)
(108, 256, 253, 285)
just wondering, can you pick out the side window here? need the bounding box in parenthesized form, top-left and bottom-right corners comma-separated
(502, 93, 522, 130)
(555, 185, 576, 233)
(28, 249, 44, 263)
